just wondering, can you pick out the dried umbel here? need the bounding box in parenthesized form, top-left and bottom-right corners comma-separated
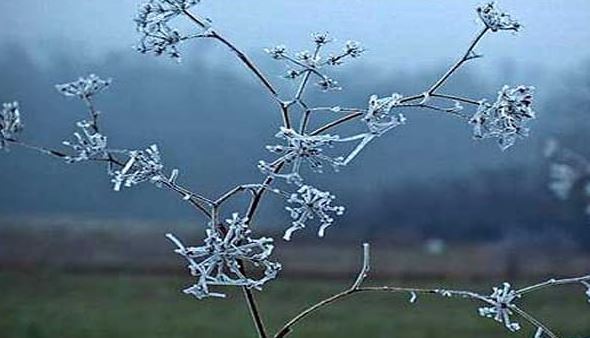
(470, 85, 536, 150)
(265, 32, 364, 91)
(476, 2, 521, 32)
(111, 145, 165, 191)
(261, 127, 345, 184)
(363, 93, 407, 136)
(62, 121, 108, 163)
(479, 283, 521, 332)
(284, 185, 345, 241)
(135, 0, 208, 60)
(166, 213, 281, 299)
(0, 102, 23, 150)
(56, 74, 111, 99)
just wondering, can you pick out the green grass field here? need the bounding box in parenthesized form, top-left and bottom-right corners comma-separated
(1, 272, 589, 338)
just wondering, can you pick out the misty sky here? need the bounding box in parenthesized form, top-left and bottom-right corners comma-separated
(1, 0, 589, 73)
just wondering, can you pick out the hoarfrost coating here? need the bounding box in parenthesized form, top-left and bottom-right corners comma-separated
(56, 74, 112, 99)
(0, 102, 23, 150)
(62, 121, 109, 163)
(476, 2, 521, 32)
(111, 145, 165, 191)
(166, 213, 281, 299)
(478, 283, 521, 332)
(284, 185, 345, 241)
(470, 85, 536, 150)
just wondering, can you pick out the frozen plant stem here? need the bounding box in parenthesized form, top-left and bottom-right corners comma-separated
(274, 245, 590, 338)
(182, 9, 291, 129)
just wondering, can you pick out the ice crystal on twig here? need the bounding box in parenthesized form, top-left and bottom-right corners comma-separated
(56, 74, 111, 99)
(478, 282, 521, 332)
(135, 0, 208, 60)
(470, 85, 535, 150)
(284, 185, 345, 240)
(166, 213, 281, 299)
(111, 144, 165, 191)
(0, 102, 23, 150)
(261, 127, 346, 184)
(62, 121, 108, 163)
(476, 2, 521, 32)
(265, 33, 363, 91)
(364, 94, 407, 136)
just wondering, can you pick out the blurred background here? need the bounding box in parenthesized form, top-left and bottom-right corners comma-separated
(1, 1, 589, 337)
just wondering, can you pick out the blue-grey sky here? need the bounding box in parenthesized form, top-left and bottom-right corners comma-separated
(1, 0, 589, 72)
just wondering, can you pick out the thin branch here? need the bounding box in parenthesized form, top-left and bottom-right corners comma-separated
(427, 27, 489, 94)
(243, 287, 269, 338)
(516, 275, 590, 295)
(351, 243, 370, 289)
(159, 180, 213, 218)
(182, 9, 290, 129)
(6, 139, 68, 158)
(309, 111, 363, 136)
(431, 93, 481, 106)
(511, 306, 559, 338)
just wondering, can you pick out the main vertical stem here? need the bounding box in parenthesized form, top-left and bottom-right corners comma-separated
(243, 288, 268, 338)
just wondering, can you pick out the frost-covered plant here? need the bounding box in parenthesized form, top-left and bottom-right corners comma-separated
(166, 213, 280, 299)
(545, 139, 590, 216)
(2, 2, 587, 338)
(62, 121, 108, 163)
(111, 145, 165, 191)
(476, 2, 521, 32)
(259, 127, 346, 185)
(478, 283, 521, 332)
(471, 85, 536, 150)
(284, 185, 345, 240)
(0, 102, 23, 150)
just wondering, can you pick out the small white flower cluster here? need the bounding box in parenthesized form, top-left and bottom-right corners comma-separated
(0, 101, 23, 150)
(111, 144, 165, 191)
(56, 74, 111, 99)
(135, 0, 207, 60)
(545, 140, 590, 216)
(478, 282, 521, 332)
(259, 127, 345, 185)
(166, 213, 281, 299)
(284, 185, 345, 241)
(62, 121, 108, 163)
(476, 2, 521, 32)
(470, 85, 536, 150)
(265, 33, 364, 91)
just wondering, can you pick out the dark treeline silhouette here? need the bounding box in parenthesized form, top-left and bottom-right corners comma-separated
(0, 43, 588, 247)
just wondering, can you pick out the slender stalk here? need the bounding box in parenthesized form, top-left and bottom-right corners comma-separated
(431, 93, 480, 106)
(182, 9, 290, 129)
(427, 27, 489, 94)
(516, 275, 590, 295)
(274, 243, 588, 338)
(7, 139, 68, 158)
(310, 112, 363, 136)
(159, 180, 213, 218)
(511, 306, 559, 338)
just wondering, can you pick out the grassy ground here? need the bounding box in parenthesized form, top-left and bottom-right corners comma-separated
(0, 272, 589, 338)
